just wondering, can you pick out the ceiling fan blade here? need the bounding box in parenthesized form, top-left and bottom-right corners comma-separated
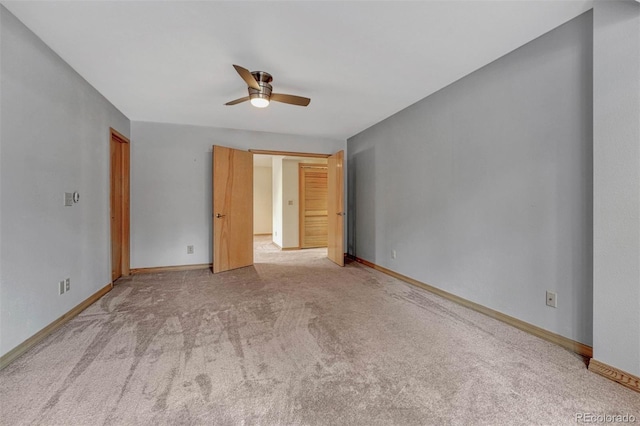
(225, 96, 250, 106)
(270, 93, 311, 107)
(233, 64, 261, 90)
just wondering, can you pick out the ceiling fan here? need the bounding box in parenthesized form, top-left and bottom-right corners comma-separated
(225, 65, 311, 108)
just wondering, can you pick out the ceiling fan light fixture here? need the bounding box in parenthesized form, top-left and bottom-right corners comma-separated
(250, 97, 270, 108)
(249, 88, 270, 108)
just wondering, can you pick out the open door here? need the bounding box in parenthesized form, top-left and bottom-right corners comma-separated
(327, 150, 344, 266)
(212, 145, 254, 273)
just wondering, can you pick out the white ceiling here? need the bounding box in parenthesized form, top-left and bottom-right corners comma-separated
(2, 1, 593, 141)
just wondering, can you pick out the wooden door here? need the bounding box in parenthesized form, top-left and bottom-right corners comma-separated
(212, 145, 254, 273)
(299, 164, 328, 248)
(327, 150, 344, 266)
(110, 128, 130, 281)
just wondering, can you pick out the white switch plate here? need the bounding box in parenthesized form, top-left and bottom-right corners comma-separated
(64, 192, 73, 206)
(546, 291, 557, 308)
(392, 250, 397, 259)
(187, 245, 194, 254)
(59, 280, 65, 295)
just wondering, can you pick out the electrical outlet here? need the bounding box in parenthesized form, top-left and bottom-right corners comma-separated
(391, 249, 397, 259)
(546, 291, 557, 308)
(59, 280, 65, 295)
(65, 278, 70, 292)
(187, 245, 194, 254)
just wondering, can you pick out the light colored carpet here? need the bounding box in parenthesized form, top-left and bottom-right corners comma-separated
(1, 237, 638, 425)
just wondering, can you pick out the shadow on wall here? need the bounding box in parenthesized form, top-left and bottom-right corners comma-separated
(348, 146, 376, 261)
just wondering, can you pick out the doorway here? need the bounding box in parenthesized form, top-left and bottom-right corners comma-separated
(253, 154, 328, 254)
(212, 146, 344, 273)
(110, 128, 130, 281)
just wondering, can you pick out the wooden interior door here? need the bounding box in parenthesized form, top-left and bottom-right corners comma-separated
(212, 145, 254, 273)
(299, 164, 328, 248)
(110, 128, 130, 281)
(327, 150, 344, 266)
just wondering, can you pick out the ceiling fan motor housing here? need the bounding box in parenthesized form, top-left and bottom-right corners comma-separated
(249, 71, 273, 102)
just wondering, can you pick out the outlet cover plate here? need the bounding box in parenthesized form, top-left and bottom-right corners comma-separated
(546, 291, 557, 308)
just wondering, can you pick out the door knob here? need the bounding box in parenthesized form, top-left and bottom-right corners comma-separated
(216, 213, 226, 218)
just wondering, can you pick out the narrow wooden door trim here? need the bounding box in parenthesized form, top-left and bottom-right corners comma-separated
(327, 150, 345, 266)
(110, 128, 129, 145)
(299, 164, 329, 169)
(249, 149, 330, 158)
(110, 127, 130, 280)
(299, 164, 305, 249)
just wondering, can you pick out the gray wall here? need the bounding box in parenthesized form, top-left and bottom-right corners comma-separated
(593, 1, 640, 376)
(0, 7, 130, 357)
(348, 12, 593, 345)
(130, 121, 345, 268)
